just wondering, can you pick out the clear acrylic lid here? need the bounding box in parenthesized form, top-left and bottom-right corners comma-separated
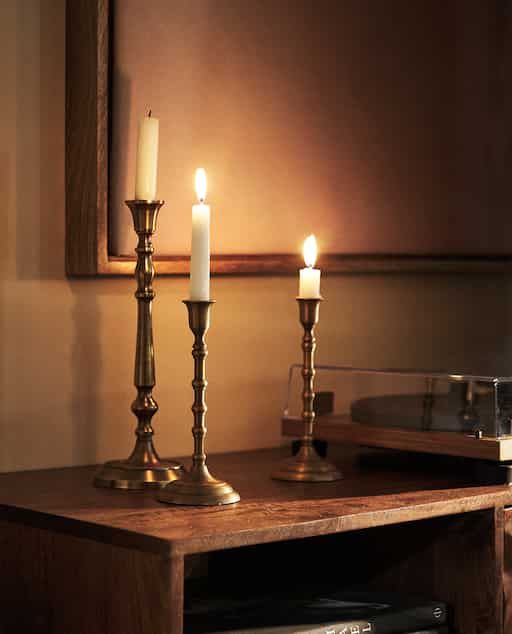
(284, 365, 512, 438)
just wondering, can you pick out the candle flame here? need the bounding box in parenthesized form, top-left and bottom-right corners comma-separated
(195, 168, 207, 202)
(303, 234, 318, 267)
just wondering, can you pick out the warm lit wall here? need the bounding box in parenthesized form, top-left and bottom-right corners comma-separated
(1, 0, 511, 472)
(111, 0, 510, 257)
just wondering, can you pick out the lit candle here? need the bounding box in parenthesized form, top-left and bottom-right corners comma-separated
(299, 235, 321, 298)
(190, 168, 210, 301)
(135, 110, 159, 200)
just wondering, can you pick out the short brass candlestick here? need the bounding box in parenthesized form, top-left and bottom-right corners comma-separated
(158, 300, 240, 506)
(272, 298, 343, 482)
(94, 200, 183, 490)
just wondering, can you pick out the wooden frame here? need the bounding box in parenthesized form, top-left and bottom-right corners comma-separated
(66, 0, 512, 277)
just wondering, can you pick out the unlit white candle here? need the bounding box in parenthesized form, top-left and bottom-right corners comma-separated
(298, 234, 321, 298)
(190, 168, 210, 301)
(135, 112, 159, 200)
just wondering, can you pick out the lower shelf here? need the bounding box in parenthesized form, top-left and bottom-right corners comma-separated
(184, 510, 501, 633)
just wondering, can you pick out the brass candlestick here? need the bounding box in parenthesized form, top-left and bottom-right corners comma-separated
(272, 298, 343, 482)
(94, 200, 183, 490)
(158, 300, 240, 506)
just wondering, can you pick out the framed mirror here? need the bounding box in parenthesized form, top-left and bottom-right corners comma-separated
(66, 0, 512, 276)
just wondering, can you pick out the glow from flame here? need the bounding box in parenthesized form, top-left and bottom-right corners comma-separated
(195, 168, 207, 202)
(303, 234, 318, 267)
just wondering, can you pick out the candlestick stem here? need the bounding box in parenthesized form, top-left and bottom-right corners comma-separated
(191, 304, 208, 469)
(93, 200, 183, 489)
(272, 298, 343, 482)
(158, 301, 240, 506)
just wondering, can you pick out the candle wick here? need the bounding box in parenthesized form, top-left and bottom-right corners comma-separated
(148, 109, 152, 117)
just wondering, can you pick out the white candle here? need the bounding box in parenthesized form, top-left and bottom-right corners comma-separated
(135, 111, 159, 200)
(190, 168, 210, 301)
(299, 234, 321, 298)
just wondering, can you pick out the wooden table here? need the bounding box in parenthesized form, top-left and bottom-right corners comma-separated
(1, 447, 511, 633)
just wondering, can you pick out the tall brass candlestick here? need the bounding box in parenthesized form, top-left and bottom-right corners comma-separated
(94, 200, 183, 490)
(272, 298, 343, 482)
(158, 300, 240, 506)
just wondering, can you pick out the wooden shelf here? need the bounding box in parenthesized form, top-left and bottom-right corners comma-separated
(283, 414, 512, 461)
(1, 447, 511, 633)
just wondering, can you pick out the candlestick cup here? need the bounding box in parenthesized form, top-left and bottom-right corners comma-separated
(94, 200, 184, 489)
(272, 298, 343, 482)
(158, 300, 240, 506)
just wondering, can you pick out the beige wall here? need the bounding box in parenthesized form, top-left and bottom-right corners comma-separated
(1, 0, 511, 472)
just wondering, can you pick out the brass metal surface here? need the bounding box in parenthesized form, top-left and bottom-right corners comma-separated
(158, 301, 240, 506)
(94, 200, 183, 490)
(272, 298, 343, 482)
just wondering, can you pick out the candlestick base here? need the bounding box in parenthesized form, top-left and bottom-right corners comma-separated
(94, 441, 184, 490)
(271, 443, 343, 482)
(157, 464, 240, 506)
(93, 460, 183, 490)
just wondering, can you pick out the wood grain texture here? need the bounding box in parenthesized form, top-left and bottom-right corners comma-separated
(0, 520, 183, 634)
(168, 554, 185, 634)
(505, 508, 512, 634)
(103, 253, 512, 277)
(282, 414, 512, 461)
(65, 0, 109, 276)
(1, 448, 511, 557)
(1, 448, 510, 633)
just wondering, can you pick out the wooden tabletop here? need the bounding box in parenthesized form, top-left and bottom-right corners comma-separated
(1, 447, 511, 557)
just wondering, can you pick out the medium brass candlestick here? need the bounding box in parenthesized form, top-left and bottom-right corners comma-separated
(158, 300, 240, 506)
(272, 298, 343, 482)
(94, 200, 184, 490)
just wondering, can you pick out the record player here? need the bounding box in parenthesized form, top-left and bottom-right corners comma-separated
(282, 366, 512, 466)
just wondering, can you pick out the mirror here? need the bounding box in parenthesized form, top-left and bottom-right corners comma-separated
(66, 0, 512, 275)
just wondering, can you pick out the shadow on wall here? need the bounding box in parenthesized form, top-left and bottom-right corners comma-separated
(110, 67, 133, 255)
(0, 0, 20, 467)
(69, 282, 102, 465)
(0, 155, 12, 468)
(15, 0, 64, 282)
(0, 154, 12, 278)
